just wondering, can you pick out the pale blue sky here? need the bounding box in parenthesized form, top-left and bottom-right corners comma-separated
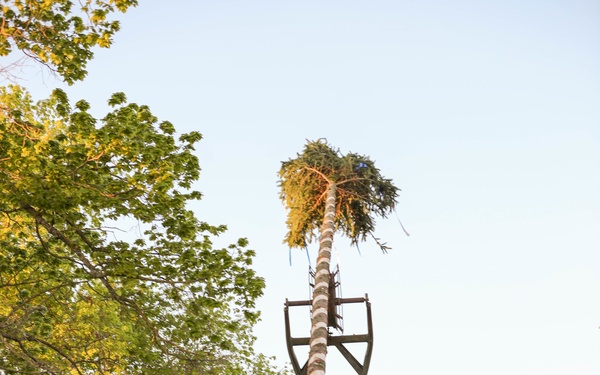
(24, 1, 600, 374)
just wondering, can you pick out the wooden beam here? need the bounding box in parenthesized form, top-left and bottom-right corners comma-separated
(334, 343, 363, 374)
(290, 334, 370, 346)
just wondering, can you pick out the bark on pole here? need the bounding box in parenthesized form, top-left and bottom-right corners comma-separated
(307, 182, 337, 375)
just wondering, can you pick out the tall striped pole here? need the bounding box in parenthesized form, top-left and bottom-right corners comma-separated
(307, 182, 336, 375)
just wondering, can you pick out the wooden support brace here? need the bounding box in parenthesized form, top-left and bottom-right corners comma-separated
(284, 295, 374, 375)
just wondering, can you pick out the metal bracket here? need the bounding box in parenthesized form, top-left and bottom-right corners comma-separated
(284, 294, 374, 375)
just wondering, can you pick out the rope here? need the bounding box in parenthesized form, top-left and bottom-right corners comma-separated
(334, 243, 341, 267)
(304, 245, 311, 266)
(289, 246, 314, 267)
(394, 208, 411, 236)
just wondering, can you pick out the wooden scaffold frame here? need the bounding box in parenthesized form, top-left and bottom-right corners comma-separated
(284, 267, 374, 375)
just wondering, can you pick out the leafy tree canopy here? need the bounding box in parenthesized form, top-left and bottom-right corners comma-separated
(0, 0, 138, 84)
(279, 139, 399, 252)
(0, 85, 283, 374)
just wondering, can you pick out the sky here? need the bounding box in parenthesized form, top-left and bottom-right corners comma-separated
(20, 0, 600, 374)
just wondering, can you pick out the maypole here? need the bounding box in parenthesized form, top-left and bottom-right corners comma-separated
(279, 139, 400, 374)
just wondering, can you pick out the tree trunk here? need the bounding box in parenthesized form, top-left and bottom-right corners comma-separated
(307, 182, 336, 375)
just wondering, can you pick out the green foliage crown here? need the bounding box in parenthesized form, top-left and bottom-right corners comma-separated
(279, 139, 399, 252)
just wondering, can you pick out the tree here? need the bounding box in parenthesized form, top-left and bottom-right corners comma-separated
(0, 85, 284, 374)
(278, 139, 399, 375)
(0, 0, 138, 84)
